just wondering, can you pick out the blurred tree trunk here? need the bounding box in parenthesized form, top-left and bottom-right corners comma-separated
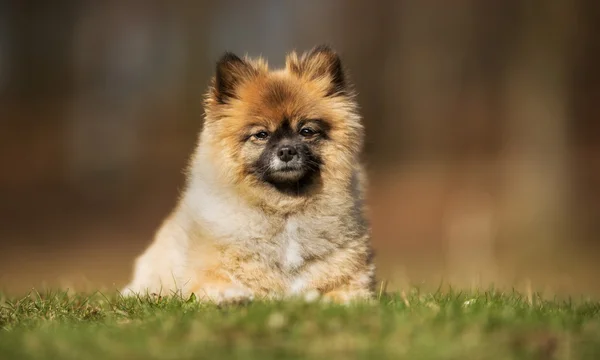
(498, 0, 577, 276)
(66, 2, 191, 204)
(1, 1, 79, 193)
(179, 1, 214, 128)
(5, 1, 77, 100)
(569, 0, 600, 248)
(440, 1, 518, 288)
(337, 0, 395, 163)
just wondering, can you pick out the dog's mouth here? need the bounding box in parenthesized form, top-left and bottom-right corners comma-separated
(251, 153, 323, 196)
(263, 169, 319, 196)
(259, 161, 321, 196)
(276, 163, 304, 172)
(267, 166, 306, 182)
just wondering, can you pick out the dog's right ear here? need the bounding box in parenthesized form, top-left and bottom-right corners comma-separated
(212, 52, 258, 104)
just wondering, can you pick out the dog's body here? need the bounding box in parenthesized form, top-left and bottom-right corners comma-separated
(123, 46, 375, 304)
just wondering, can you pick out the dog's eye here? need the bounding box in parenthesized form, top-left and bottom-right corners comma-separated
(253, 131, 269, 140)
(300, 128, 317, 137)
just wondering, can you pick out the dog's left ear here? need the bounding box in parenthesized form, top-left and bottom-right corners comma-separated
(286, 45, 347, 97)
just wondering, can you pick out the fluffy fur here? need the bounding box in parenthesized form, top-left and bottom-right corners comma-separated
(122, 45, 375, 304)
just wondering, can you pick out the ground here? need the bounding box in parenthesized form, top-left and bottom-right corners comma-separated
(1, 289, 599, 359)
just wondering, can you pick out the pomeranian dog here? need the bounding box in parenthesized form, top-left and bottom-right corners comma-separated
(122, 45, 375, 304)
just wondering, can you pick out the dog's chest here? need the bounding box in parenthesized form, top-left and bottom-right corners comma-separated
(276, 218, 305, 271)
(186, 184, 334, 271)
(271, 216, 337, 272)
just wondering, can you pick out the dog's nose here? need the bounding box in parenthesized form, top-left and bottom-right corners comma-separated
(277, 146, 297, 162)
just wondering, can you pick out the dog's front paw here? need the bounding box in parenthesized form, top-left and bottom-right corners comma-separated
(194, 283, 254, 305)
(120, 287, 136, 297)
(322, 289, 374, 305)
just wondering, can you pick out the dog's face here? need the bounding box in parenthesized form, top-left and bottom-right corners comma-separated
(201, 45, 363, 203)
(243, 116, 328, 194)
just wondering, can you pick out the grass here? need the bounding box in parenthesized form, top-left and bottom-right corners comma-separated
(0, 289, 599, 359)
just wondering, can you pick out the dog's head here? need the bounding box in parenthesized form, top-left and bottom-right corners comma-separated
(199, 45, 364, 207)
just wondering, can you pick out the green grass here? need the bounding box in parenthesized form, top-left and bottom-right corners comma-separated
(1, 289, 599, 359)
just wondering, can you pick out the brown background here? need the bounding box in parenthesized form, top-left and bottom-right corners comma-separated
(1, 0, 599, 297)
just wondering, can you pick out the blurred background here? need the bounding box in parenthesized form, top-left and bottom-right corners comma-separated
(1, 0, 599, 297)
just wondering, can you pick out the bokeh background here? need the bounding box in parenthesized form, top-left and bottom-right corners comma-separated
(1, 1, 599, 297)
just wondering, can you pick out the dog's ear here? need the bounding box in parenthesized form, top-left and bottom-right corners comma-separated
(212, 52, 259, 104)
(286, 44, 347, 97)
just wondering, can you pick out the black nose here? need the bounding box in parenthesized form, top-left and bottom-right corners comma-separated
(277, 146, 297, 162)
